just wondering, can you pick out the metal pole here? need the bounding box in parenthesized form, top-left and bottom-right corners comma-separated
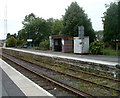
(4, 0, 7, 47)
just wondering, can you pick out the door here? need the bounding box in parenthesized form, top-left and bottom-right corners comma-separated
(54, 38, 62, 51)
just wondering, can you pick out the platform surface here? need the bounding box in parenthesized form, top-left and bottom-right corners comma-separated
(5, 48, 119, 66)
(0, 58, 54, 97)
(2, 70, 26, 97)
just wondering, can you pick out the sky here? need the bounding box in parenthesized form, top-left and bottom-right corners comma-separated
(0, 0, 116, 40)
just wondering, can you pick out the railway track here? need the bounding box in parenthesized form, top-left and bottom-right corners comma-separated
(2, 49, 116, 78)
(2, 53, 120, 96)
(4, 53, 120, 92)
(43, 62, 120, 90)
(3, 52, 120, 89)
(2, 54, 94, 97)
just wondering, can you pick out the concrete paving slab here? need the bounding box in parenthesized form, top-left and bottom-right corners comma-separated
(2, 70, 26, 96)
(0, 67, 2, 98)
(15, 79, 36, 88)
(22, 86, 50, 96)
(0, 47, 2, 58)
(2, 86, 8, 96)
(0, 47, 2, 98)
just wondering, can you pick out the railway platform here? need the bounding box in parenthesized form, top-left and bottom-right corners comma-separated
(10, 48, 118, 66)
(0, 58, 54, 97)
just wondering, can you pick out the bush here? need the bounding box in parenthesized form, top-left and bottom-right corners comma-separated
(103, 47, 117, 56)
(89, 41, 103, 55)
(17, 40, 27, 48)
(6, 37, 17, 47)
(39, 39, 50, 50)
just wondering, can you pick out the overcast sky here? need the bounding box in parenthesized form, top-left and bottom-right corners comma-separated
(0, 0, 115, 40)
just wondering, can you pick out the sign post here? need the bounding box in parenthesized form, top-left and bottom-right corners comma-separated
(78, 26, 84, 39)
(27, 39, 32, 48)
(78, 26, 84, 53)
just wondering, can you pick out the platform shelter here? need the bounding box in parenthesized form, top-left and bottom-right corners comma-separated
(50, 35, 73, 53)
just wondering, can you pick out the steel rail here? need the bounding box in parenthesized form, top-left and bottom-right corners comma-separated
(52, 62, 120, 82)
(3, 51, 120, 82)
(2, 55, 94, 97)
(2, 53, 120, 94)
(2, 52, 120, 92)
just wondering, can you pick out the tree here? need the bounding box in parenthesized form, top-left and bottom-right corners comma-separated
(46, 18, 63, 35)
(18, 29, 27, 41)
(118, 1, 120, 41)
(102, 2, 118, 42)
(46, 18, 55, 35)
(62, 2, 95, 43)
(6, 33, 11, 39)
(20, 13, 51, 46)
(22, 13, 36, 25)
(6, 37, 17, 47)
(32, 17, 50, 46)
(6, 33, 17, 39)
(22, 13, 37, 40)
(39, 39, 50, 50)
(52, 19, 63, 35)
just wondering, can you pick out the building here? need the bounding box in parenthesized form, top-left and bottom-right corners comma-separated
(50, 35, 73, 53)
(96, 31, 103, 41)
(74, 36, 89, 54)
(0, 39, 5, 47)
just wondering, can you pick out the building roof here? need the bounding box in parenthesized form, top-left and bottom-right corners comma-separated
(51, 35, 73, 39)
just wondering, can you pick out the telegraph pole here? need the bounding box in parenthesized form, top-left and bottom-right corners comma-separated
(4, 0, 7, 47)
(116, 1, 120, 82)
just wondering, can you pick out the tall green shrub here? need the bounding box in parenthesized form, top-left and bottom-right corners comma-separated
(6, 37, 17, 47)
(39, 39, 50, 50)
(89, 41, 103, 54)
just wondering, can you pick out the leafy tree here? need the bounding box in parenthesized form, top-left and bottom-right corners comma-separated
(39, 39, 50, 50)
(22, 13, 36, 25)
(118, 1, 120, 41)
(20, 13, 50, 46)
(13, 33, 17, 39)
(18, 29, 27, 41)
(32, 17, 50, 45)
(102, 2, 118, 42)
(22, 13, 37, 40)
(62, 2, 95, 43)
(6, 37, 17, 47)
(6, 33, 11, 39)
(16, 39, 27, 48)
(46, 18, 63, 35)
(52, 19, 63, 35)
(46, 18, 55, 35)
(6, 33, 17, 39)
